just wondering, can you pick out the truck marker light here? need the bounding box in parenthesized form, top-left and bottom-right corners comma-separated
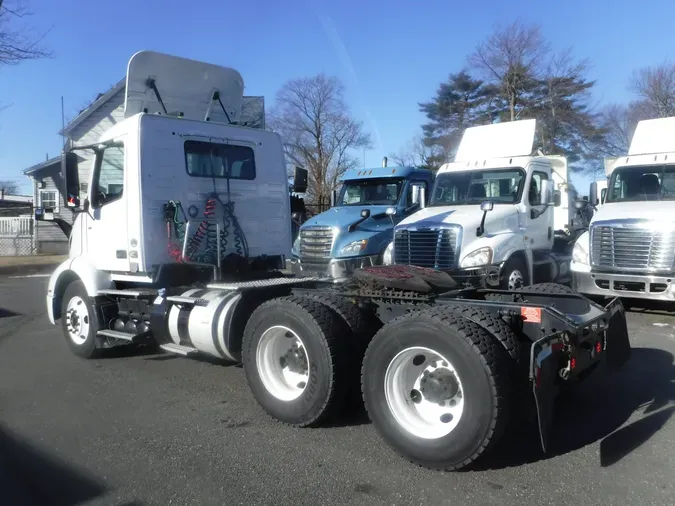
(521, 306, 542, 324)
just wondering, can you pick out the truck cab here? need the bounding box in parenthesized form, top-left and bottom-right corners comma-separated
(38, 51, 296, 328)
(572, 116, 675, 302)
(392, 119, 581, 289)
(290, 162, 434, 280)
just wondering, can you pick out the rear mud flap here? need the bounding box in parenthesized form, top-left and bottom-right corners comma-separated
(530, 337, 561, 454)
(604, 297, 632, 371)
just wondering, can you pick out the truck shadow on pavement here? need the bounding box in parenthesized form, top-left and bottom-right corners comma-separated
(476, 346, 674, 471)
(0, 307, 21, 318)
(0, 424, 107, 506)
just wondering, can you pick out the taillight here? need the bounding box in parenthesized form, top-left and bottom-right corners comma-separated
(595, 341, 602, 354)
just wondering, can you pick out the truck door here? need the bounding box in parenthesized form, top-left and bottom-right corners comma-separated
(85, 139, 130, 272)
(524, 167, 554, 251)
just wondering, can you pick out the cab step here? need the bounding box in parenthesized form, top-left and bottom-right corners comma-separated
(159, 343, 198, 356)
(97, 329, 149, 344)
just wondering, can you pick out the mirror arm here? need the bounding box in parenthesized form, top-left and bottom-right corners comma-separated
(476, 211, 488, 237)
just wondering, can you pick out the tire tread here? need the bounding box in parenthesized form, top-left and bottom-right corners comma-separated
(243, 295, 351, 428)
(361, 307, 514, 471)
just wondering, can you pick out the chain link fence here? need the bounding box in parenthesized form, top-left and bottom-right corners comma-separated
(0, 213, 35, 257)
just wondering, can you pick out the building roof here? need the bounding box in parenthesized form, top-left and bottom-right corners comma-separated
(0, 194, 33, 203)
(23, 156, 61, 176)
(59, 78, 126, 137)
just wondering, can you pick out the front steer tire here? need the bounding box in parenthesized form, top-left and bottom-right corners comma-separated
(242, 296, 351, 427)
(361, 307, 514, 471)
(60, 280, 102, 359)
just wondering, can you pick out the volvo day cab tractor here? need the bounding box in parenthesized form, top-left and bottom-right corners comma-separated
(290, 159, 434, 280)
(572, 116, 675, 302)
(38, 51, 631, 472)
(391, 119, 588, 290)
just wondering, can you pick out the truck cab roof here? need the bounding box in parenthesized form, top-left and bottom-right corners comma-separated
(605, 117, 675, 174)
(339, 165, 432, 182)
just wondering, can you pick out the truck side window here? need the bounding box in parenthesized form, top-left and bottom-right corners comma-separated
(529, 171, 548, 206)
(407, 182, 427, 207)
(93, 143, 124, 208)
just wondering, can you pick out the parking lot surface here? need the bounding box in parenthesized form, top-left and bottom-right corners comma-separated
(0, 274, 673, 506)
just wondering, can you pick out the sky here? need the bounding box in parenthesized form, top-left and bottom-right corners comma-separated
(1, 0, 674, 196)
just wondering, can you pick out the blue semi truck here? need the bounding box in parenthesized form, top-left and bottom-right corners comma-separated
(290, 159, 435, 279)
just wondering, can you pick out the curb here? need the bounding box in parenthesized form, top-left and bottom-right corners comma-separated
(0, 262, 62, 277)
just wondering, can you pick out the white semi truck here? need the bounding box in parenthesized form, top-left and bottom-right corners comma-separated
(390, 119, 588, 290)
(37, 51, 631, 472)
(572, 116, 675, 302)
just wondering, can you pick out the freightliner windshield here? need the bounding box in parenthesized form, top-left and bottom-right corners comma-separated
(430, 168, 525, 206)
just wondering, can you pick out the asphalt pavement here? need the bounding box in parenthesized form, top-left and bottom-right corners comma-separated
(0, 274, 673, 506)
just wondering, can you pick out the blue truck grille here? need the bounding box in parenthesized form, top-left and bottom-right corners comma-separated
(299, 226, 334, 260)
(393, 227, 461, 270)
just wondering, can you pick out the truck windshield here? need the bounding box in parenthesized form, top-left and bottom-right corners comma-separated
(606, 164, 675, 202)
(430, 168, 525, 206)
(338, 178, 404, 206)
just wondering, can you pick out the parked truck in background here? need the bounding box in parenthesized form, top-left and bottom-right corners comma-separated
(290, 161, 434, 280)
(35, 50, 631, 472)
(572, 116, 675, 302)
(391, 119, 589, 290)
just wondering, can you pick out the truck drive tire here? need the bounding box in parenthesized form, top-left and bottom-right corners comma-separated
(61, 280, 102, 359)
(242, 296, 351, 427)
(361, 307, 514, 471)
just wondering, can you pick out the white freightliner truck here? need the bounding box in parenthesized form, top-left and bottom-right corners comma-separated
(572, 117, 675, 302)
(38, 51, 631, 472)
(390, 119, 588, 290)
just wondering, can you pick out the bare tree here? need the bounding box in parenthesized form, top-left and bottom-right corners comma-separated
(389, 135, 441, 170)
(596, 102, 645, 156)
(630, 61, 675, 118)
(0, 0, 52, 65)
(269, 74, 372, 203)
(0, 179, 19, 195)
(469, 19, 550, 121)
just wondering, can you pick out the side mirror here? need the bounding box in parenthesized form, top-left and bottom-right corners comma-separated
(477, 201, 493, 237)
(360, 209, 371, 219)
(385, 207, 397, 216)
(553, 190, 561, 207)
(480, 201, 494, 212)
(419, 187, 426, 209)
(574, 200, 586, 210)
(540, 179, 554, 206)
(589, 181, 599, 206)
(62, 151, 80, 208)
(293, 166, 308, 194)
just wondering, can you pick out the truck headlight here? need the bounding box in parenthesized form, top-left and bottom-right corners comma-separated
(460, 247, 493, 268)
(572, 241, 588, 265)
(292, 236, 300, 256)
(340, 239, 368, 256)
(382, 241, 394, 265)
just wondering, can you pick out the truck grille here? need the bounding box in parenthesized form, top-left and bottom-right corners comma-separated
(299, 226, 334, 259)
(393, 226, 461, 270)
(590, 221, 675, 273)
